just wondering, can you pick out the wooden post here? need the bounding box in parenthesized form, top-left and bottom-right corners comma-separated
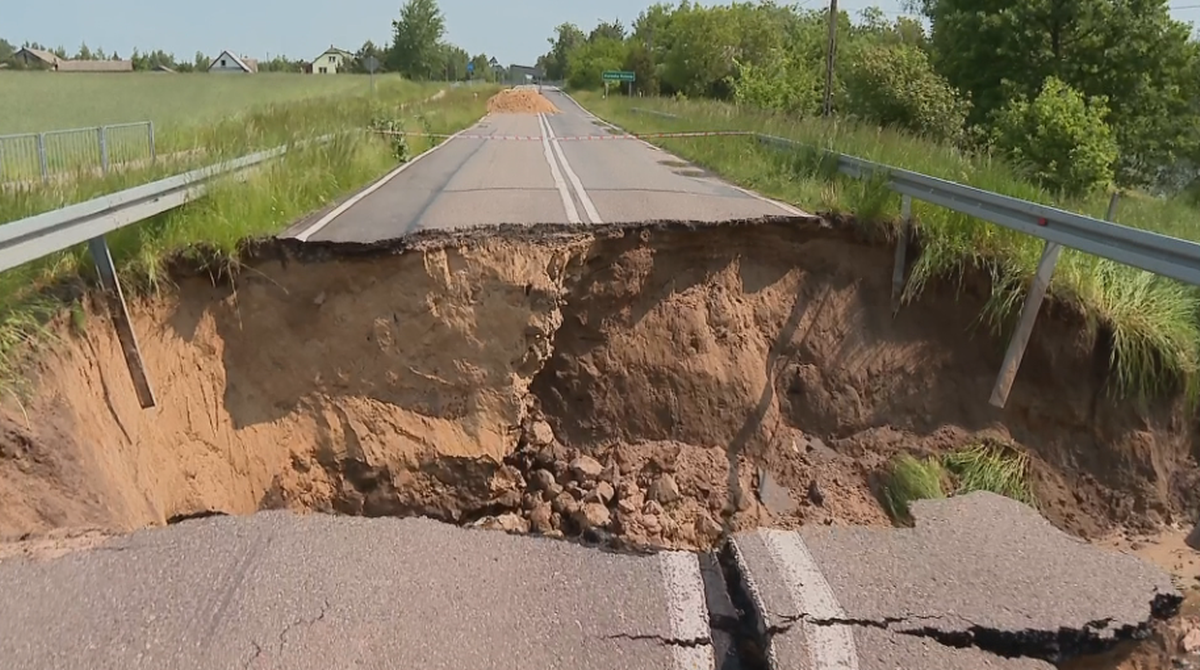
(88, 235, 156, 409)
(891, 195, 912, 316)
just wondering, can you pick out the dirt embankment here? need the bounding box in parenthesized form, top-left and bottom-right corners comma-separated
(1, 217, 1196, 555)
(486, 88, 559, 115)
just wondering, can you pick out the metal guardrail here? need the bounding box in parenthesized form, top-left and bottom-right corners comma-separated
(0, 136, 325, 409)
(0, 121, 156, 184)
(627, 107, 1200, 408)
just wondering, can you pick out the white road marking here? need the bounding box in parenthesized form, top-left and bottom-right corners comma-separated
(541, 112, 604, 224)
(536, 112, 581, 224)
(553, 91, 808, 218)
(658, 551, 716, 670)
(288, 123, 479, 242)
(761, 529, 860, 670)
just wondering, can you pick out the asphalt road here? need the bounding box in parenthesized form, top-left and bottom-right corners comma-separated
(285, 87, 802, 243)
(730, 492, 1180, 670)
(0, 513, 713, 670)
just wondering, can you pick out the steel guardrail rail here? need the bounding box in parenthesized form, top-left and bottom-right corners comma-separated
(755, 132, 1200, 286)
(0, 136, 334, 274)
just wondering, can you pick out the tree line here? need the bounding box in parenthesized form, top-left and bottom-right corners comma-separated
(538, 0, 1200, 197)
(0, 0, 497, 80)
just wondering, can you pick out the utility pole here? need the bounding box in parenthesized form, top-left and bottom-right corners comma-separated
(823, 0, 838, 117)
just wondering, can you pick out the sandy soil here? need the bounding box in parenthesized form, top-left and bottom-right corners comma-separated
(486, 88, 560, 115)
(1, 218, 1197, 667)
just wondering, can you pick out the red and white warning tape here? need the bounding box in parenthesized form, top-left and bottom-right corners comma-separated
(371, 129, 755, 141)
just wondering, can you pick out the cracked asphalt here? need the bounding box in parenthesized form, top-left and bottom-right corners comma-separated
(0, 513, 713, 670)
(730, 492, 1181, 670)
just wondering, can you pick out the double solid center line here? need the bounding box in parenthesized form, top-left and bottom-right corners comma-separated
(536, 113, 603, 225)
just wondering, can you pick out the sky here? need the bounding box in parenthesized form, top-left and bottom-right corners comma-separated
(6, 0, 1200, 67)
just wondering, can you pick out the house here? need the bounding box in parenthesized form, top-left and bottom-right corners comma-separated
(11, 47, 131, 72)
(309, 46, 353, 74)
(208, 50, 258, 73)
(13, 47, 61, 69)
(56, 59, 133, 72)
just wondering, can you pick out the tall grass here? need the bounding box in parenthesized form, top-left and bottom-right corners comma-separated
(578, 92, 1200, 402)
(881, 440, 1034, 526)
(0, 85, 494, 386)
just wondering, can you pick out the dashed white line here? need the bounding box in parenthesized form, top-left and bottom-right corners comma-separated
(288, 123, 478, 242)
(658, 551, 716, 670)
(542, 112, 604, 224)
(536, 112, 581, 224)
(761, 529, 860, 670)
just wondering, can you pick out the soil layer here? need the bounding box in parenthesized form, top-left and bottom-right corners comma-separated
(485, 88, 560, 115)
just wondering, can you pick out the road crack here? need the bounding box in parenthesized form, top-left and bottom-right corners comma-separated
(603, 632, 712, 648)
(242, 599, 331, 669)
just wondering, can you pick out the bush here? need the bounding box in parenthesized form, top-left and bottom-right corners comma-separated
(990, 77, 1119, 196)
(731, 51, 821, 116)
(842, 43, 970, 142)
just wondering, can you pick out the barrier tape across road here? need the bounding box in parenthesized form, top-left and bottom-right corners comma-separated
(372, 129, 757, 141)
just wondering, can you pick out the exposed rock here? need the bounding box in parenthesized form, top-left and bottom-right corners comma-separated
(495, 513, 529, 533)
(529, 469, 557, 492)
(573, 503, 611, 531)
(570, 456, 604, 482)
(643, 500, 664, 516)
(552, 492, 579, 516)
(695, 513, 722, 541)
(521, 493, 541, 511)
(529, 503, 555, 534)
(600, 461, 620, 484)
(585, 481, 615, 504)
(648, 475, 681, 505)
(642, 514, 661, 534)
(529, 420, 556, 447)
(807, 480, 825, 507)
(755, 467, 797, 516)
(617, 495, 642, 515)
(492, 489, 522, 509)
(1182, 624, 1200, 655)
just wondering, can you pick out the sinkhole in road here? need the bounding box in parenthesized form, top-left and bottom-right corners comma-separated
(1, 217, 1196, 559)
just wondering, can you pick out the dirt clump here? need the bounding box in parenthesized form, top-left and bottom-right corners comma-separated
(486, 87, 560, 115)
(0, 219, 1197, 561)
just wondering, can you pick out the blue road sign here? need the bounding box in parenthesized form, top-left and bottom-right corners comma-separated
(467, 62, 475, 73)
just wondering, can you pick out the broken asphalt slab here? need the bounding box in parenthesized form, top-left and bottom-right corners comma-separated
(729, 491, 1182, 670)
(0, 512, 714, 670)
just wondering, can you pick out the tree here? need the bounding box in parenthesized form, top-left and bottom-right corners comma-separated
(842, 43, 970, 141)
(589, 20, 626, 43)
(387, 0, 446, 80)
(566, 37, 628, 90)
(917, 0, 1200, 187)
(990, 76, 1119, 196)
(0, 38, 14, 63)
(543, 23, 586, 81)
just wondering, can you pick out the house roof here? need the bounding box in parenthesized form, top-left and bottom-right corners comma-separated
(16, 47, 60, 65)
(56, 59, 133, 72)
(315, 45, 354, 59)
(209, 50, 258, 72)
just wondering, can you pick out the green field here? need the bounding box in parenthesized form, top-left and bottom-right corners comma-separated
(0, 72, 427, 134)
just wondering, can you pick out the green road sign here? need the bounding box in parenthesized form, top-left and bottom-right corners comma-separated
(602, 70, 636, 82)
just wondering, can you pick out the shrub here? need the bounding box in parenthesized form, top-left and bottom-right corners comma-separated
(842, 43, 971, 142)
(990, 76, 1119, 196)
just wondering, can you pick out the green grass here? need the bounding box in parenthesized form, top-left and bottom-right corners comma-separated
(0, 84, 495, 385)
(881, 440, 1034, 525)
(0, 72, 421, 134)
(576, 91, 1200, 402)
(0, 74, 442, 182)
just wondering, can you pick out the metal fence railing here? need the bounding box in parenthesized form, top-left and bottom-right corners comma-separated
(0, 122, 156, 185)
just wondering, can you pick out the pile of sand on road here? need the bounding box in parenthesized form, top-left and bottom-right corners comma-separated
(487, 88, 559, 115)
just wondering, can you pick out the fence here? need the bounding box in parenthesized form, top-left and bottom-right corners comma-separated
(0, 122, 156, 185)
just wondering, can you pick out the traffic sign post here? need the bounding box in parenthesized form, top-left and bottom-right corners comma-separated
(364, 55, 380, 94)
(467, 61, 475, 80)
(602, 70, 636, 97)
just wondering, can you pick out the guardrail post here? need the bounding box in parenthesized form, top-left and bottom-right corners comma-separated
(989, 240, 1063, 408)
(37, 133, 49, 183)
(87, 236, 156, 409)
(99, 126, 110, 175)
(148, 121, 156, 161)
(1106, 191, 1120, 221)
(892, 195, 912, 316)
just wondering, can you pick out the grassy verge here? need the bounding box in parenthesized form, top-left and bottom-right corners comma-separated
(882, 440, 1034, 525)
(576, 91, 1200, 403)
(0, 84, 495, 387)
